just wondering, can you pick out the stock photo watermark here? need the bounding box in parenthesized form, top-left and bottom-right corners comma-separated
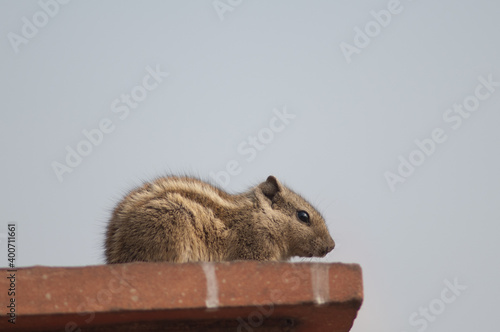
(51, 64, 169, 182)
(7, 0, 71, 54)
(209, 106, 296, 188)
(213, 0, 243, 21)
(402, 277, 467, 332)
(340, 0, 420, 64)
(384, 73, 499, 192)
(65, 265, 136, 332)
(4, 223, 17, 324)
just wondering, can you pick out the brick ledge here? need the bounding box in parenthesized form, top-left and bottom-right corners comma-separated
(1, 262, 363, 331)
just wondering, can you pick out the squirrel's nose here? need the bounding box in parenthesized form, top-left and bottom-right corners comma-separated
(323, 239, 335, 256)
(327, 238, 335, 251)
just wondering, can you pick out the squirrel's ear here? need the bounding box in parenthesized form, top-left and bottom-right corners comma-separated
(259, 175, 282, 201)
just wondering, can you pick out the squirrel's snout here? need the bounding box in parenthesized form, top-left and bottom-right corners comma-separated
(321, 238, 335, 257)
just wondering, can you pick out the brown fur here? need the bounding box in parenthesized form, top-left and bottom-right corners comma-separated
(104, 175, 335, 263)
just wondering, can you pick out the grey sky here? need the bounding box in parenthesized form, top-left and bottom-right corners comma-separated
(1, 1, 499, 331)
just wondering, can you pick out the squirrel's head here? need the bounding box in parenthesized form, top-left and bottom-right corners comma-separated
(255, 175, 335, 260)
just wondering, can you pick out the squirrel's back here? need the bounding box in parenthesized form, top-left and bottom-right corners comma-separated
(105, 176, 251, 263)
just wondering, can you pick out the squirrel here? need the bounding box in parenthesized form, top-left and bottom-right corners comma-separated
(104, 175, 335, 263)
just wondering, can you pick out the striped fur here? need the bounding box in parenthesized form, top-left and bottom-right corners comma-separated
(105, 175, 335, 263)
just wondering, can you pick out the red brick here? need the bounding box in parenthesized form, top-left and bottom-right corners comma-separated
(0, 262, 362, 331)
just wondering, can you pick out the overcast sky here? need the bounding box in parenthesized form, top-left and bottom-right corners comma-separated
(1, 1, 499, 331)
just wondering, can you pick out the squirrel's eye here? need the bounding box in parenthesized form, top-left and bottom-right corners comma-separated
(297, 210, 310, 225)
